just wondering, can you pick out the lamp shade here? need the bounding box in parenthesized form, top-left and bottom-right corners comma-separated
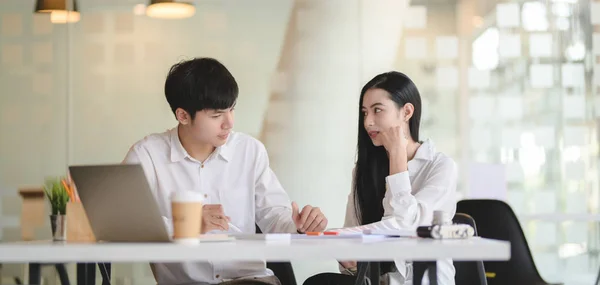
(35, 0, 78, 13)
(146, 0, 195, 19)
(35, 0, 80, 24)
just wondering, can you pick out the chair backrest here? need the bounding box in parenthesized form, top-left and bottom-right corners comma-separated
(255, 225, 297, 285)
(452, 213, 488, 285)
(457, 199, 548, 285)
(413, 213, 488, 285)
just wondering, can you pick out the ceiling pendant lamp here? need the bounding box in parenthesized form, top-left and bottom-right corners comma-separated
(146, 0, 195, 19)
(34, 0, 80, 24)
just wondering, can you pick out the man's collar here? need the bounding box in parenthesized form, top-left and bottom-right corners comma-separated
(170, 127, 231, 163)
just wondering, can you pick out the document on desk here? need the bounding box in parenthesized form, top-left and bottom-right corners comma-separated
(329, 218, 417, 237)
(230, 232, 365, 241)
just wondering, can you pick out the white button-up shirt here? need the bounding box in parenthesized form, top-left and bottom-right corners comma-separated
(342, 139, 457, 285)
(123, 127, 298, 285)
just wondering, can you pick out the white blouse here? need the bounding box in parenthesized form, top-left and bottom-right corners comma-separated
(341, 139, 457, 285)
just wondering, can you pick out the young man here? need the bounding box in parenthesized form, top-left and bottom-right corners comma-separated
(123, 58, 328, 285)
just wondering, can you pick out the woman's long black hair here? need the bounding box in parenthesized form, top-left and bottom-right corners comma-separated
(353, 71, 422, 274)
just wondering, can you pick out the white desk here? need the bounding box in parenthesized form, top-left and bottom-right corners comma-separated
(0, 237, 509, 262)
(0, 237, 510, 285)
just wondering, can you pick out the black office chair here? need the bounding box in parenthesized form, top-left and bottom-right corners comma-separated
(413, 213, 488, 285)
(452, 213, 488, 285)
(457, 199, 562, 285)
(255, 225, 297, 285)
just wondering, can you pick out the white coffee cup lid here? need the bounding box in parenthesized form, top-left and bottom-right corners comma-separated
(173, 237, 200, 245)
(171, 191, 205, 203)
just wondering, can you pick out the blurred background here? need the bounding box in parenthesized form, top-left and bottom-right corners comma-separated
(0, 0, 598, 284)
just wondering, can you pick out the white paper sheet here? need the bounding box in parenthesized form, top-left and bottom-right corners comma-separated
(467, 163, 507, 200)
(436, 66, 458, 89)
(561, 64, 585, 88)
(497, 3, 520, 28)
(468, 68, 491, 89)
(436, 36, 458, 59)
(499, 34, 521, 58)
(404, 6, 427, 29)
(530, 64, 554, 88)
(563, 96, 586, 119)
(405, 37, 427, 59)
(529, 33, 553, 57)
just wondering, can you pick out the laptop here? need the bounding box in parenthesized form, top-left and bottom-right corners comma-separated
(68, 164, 171, 242)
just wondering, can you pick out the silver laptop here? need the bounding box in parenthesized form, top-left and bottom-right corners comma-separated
(68, 164, 171, 242)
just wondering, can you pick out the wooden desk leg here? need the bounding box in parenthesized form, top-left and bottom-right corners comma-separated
(29, 263, 42, 285)
(77, 263, 96, 285)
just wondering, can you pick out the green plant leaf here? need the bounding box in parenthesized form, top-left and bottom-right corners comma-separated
(44, 176, 70, 215)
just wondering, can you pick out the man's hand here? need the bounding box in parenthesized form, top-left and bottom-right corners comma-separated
(339, 261, 357, 269)
(292, 202, 328, 233)
(201, 204, 230, 234)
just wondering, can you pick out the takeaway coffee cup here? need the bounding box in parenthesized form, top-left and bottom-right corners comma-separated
(171, 191, 204, 244)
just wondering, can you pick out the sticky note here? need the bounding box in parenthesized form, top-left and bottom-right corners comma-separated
(436, 36, 458, 59)
(498, 97, 523, 120)
(564, 126, 587, 146)
(501, 128, 522, 148)
(529, 33, 552, 57)
(591, 2, 600, 25)
(593, 34, 600, 55)
(530, 64, 554, 88)
(468, 68, 491, 89)
(533, 126, 555, 148)
(405, 37, 427, 59)
(404, 6, 427, 29)
(436, 66, 458, 89)
(496, 3, 520, 28)
(499, 34, 521, 58)
(561, 64, 585, 88)
(563, 96, 586, 119)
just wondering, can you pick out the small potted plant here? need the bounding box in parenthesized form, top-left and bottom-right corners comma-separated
(44, 177, 71, 241)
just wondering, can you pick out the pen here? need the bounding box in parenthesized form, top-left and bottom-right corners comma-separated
(228, 222, 242, 233)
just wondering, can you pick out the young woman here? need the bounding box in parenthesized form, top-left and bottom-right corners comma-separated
(304, 71, 457, 285)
